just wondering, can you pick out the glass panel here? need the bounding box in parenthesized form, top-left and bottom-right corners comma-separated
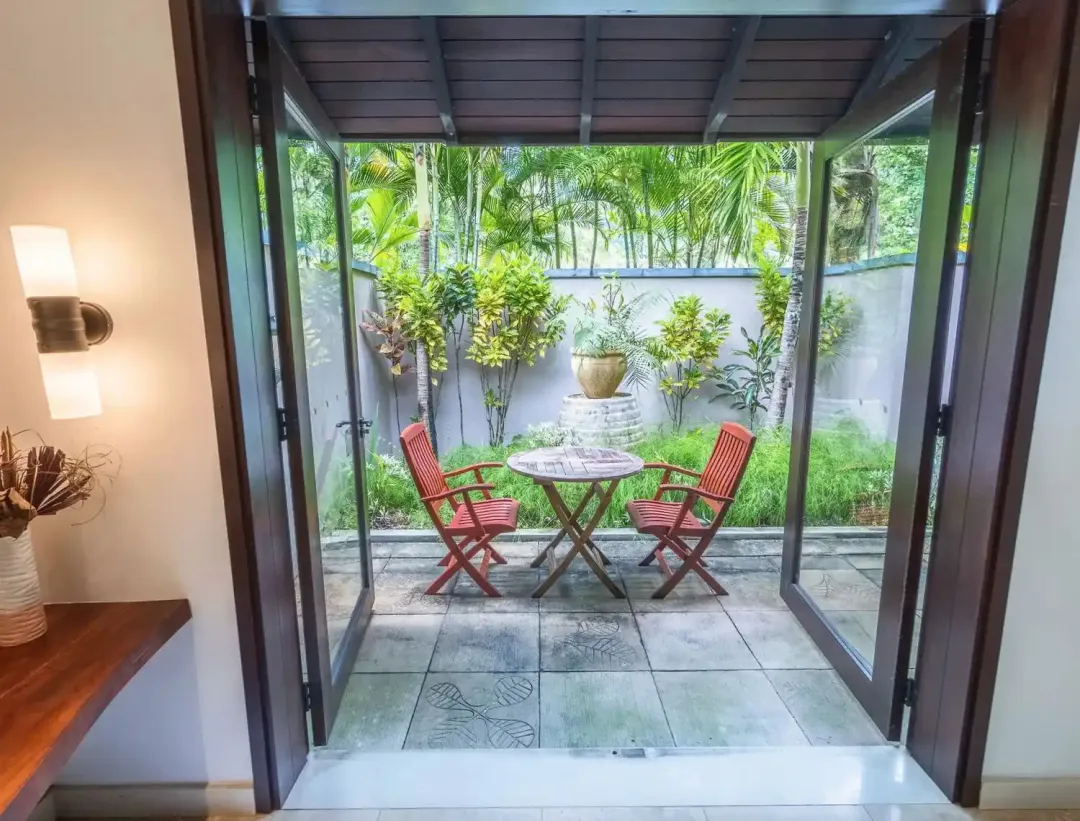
(798, 95, 935, 672)
(285, 103, 363, 662)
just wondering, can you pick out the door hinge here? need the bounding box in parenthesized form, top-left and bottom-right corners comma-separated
(276, 407, 289, 441)
(936, 403, 952, 437)
(247, 75, 259, 116)
(904, 677, 918, 707)
(301, 681, 312, 712)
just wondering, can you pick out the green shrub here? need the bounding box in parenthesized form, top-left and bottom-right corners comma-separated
(325, 421, 895, 532)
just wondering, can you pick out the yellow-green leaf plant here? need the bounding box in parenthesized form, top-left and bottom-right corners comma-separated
(467, 255, 570, 445)
(646, 294, 731, 431)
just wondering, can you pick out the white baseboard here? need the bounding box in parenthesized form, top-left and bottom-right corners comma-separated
(981, 777, 1080, 809)
(51, 781, 255, 818)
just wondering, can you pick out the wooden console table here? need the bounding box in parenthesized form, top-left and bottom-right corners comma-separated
(0, 600, 192, 821)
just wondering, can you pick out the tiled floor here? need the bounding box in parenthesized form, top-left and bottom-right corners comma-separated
(271, 809, 1080, 821)
(327, 538, 888, 751)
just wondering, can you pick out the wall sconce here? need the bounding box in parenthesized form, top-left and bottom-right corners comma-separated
(9, 226, 113, 420)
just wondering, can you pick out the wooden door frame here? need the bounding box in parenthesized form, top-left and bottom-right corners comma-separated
(169, 0, 307, 811)
(251, 17, 373, 747)
(907, 0, 1080, 804)
(170, 0, 1080, 809)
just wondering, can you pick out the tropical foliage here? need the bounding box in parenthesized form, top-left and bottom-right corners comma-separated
(324, 422, 895, 532)
(711, 326, 780, 430)
(755, 256, 856, 361)
(646, 295, 732, 431)
(466, 256, 571, 446)
(346, 143, 792, 273)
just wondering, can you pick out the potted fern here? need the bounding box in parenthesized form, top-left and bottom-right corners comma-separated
(571, 274, 655, 399)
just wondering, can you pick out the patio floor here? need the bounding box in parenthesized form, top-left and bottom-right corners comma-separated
(323, 537, 888, 752)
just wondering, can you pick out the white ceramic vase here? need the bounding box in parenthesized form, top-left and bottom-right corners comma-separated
(0, 530, 47, 646)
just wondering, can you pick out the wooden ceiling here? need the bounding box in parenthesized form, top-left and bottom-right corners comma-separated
(276, 15, 979, 143)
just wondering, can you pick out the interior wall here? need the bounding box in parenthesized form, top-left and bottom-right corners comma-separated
(0, 0, 252, 789)
(981, 135, 1080, 805)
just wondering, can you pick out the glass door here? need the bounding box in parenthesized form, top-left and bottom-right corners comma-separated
(780, 20, 984, 740)
(252, 21, 375, 745)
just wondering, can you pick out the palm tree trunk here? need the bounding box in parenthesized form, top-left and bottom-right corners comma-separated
(686, 199, 694, 268)
(430, 145, 440, 274)
(643, 173, 654, 267)
(454, 331, 465, 447)
(623, 229, 631, 268)
(570, 221, 578, 268)
(549, 173, 561, 268)
(590, 198, 600, 274)
(414, 143, 436, 451)
(464, 150, 473, 264)
(472, 148, 484, 267)
(766, 142, 811, 429)
(392, 375, 402, 438)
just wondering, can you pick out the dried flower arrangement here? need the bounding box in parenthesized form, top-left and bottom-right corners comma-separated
(0, 428, 112, 539)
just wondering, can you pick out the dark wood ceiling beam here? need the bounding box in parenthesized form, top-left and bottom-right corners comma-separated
(703, 15, 760, 143)
(848, 18, 916, 113)
(267, 1, 992, 15)
(421, 17, 457, 141)
(579, 16, 600, 144)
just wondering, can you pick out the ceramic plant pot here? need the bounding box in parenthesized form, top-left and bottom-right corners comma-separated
(0, 530, 47, 646)
(571, 352, 628, 399)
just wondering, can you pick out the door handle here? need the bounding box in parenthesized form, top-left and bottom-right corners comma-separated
(337, 418, 373, 436)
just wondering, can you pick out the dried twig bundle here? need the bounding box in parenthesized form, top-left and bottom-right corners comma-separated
(0, 428, 113, 539)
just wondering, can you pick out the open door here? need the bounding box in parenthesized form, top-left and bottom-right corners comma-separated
(781, 20, 984, 740)
(252, 20, 375, 746)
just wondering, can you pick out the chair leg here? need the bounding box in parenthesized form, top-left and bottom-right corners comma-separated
(638, 539, 664, 567)
(652, 534, 727, 598)
(455, 535, 502, 597)
(489, 545, 508, 565)
(427, 536, 502, 597)
(438, 538, 476, 567)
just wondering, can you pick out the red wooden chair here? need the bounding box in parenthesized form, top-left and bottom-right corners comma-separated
(626, 421, 756, 599)
(400, 422, 518, 597)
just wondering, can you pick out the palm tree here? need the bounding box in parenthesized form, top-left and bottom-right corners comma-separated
(413, 143, 435, 450)
(766, 142, 811, 429)
(351, 188, 417, 269)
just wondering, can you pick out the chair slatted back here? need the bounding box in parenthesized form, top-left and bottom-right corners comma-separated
(401, 423, 451, 514)
(698, 422, 757, 513)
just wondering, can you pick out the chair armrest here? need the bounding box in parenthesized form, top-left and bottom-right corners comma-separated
(421, 483, 495, 503)
(443, 462, 503, 478)
(644, 462, 702, 478)
(657, 484, 734, 504)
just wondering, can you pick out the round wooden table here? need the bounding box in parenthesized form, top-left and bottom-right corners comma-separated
(506, 446, 644, 598)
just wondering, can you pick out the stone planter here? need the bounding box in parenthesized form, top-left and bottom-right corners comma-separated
(0, 530, 47, 646)
(558, 393, 645, 449)
(570, 352, 627, 399)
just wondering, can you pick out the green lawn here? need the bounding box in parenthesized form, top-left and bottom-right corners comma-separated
(326, 422, 894, 533)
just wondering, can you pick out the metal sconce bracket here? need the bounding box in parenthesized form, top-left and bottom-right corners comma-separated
(27, 297, 114, 353)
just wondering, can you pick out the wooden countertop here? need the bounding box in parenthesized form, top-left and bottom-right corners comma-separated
(0, 600, 192, 821)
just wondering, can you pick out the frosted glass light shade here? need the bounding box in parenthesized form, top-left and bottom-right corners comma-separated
(10, 226, 80, 298)
(38, 352, 102, 419)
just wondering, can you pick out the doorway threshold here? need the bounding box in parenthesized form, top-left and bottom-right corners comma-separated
(284, 746, 947, 810)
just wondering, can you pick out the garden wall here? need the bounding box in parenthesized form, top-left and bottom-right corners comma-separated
(352, 256, 964, 455)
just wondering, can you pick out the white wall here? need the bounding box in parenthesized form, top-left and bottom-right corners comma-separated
(0, 0, 252, 791)
(981, 142, 1080, 804)
(357, 265, 920, 452)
